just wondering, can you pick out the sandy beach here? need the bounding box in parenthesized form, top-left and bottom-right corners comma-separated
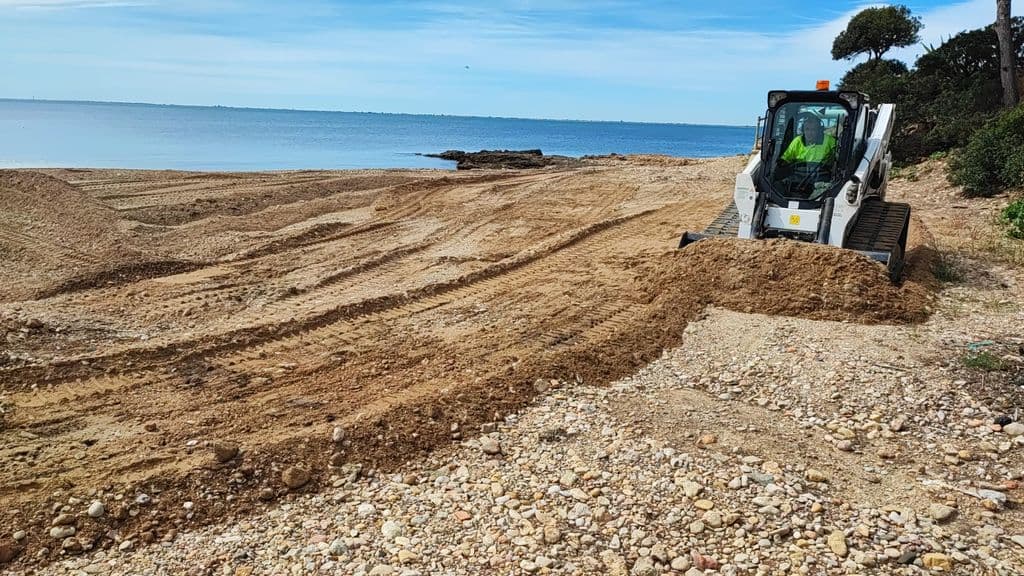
(1, 157, 1022, 574)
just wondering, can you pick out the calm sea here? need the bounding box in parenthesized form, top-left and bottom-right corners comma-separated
(0, 99, 753, 171)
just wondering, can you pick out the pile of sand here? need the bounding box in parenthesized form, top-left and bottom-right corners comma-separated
(641, 238, 933, 325)
(0, 171, 130, 301)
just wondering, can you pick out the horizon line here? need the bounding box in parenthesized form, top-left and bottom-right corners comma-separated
(0, 97, 755, 129)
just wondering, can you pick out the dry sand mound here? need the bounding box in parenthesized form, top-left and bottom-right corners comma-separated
(0, 171, 125, 301)
(648, 237, 933, 324)
(0, 171, 194, 301)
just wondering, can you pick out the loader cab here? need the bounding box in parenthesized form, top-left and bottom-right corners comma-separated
(760, 90, 869, 209)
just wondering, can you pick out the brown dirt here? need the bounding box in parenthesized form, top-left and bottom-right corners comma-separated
(0, 156, 936, 567)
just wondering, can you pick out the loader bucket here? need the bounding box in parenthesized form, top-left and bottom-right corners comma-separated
(678, 232, 707, 249)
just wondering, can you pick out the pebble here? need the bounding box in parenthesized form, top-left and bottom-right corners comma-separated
(929, 503, 956, 523)
(1002, 422, 1024, 436)
(480, 437, 502, 455)
(49, 526, 75, 539)
(805, 469, 827, 483)
(281, 466, 311, 489)
(211, 442, 239, 463)
(87, 501, 105, 518)
(827, 530, 848, 557)
(922, 552, 952, 571)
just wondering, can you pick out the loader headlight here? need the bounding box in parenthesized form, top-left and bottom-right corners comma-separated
(846, 182, 860, 204)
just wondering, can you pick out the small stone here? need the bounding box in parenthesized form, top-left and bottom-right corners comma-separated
(694, 499, 714, 510)
(889, 416, 907, 432)
(118, 540, 134, 552)
(49, 526, 76, 539)
(135, 493, 151, 506)
(211, 442, 239, 463)
(698, 434, 717, 445)
(691, 552, 719, 570)
(828, 530, 848, 557)
(258, 488, 275, 501)
(977, 489, 1007, 509)
(688, 520, 705, 534)
(836, 440, 854, 452)
(51, 514, 76, 526)
(599, 551, 628, 576)
(670, 556, 691, 571)
(702, 510, 723, 528)
(281, 466, 311, 489)
(61, 537, 83, 554)
(357, 503, 376, 517)
(480, 437, 502, 455)
(533, 378, 550, 393)
(684, 569, 703, 576)
(922, 552, 952, 571)
(12, 532, 26, 542)
(397, 549, 418, 564)
(1003, 422, 1024, 436)
(381, 520, 403, 540)
(681, 481, 702, 498)
(331, 426, 346, 443)
(543, 524, 562, 544)
(87, 501, 105, 518)
(929, 503, 956, 523)
(630, 556, 656, 576)
(805, 469, 828, 483)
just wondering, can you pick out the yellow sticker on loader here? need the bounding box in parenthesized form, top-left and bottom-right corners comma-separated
(789, 214, 801, 226)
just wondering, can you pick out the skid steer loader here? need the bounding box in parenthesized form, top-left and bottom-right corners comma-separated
(680, 84, 911, 282)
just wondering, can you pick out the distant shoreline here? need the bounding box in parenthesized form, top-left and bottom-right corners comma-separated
(0, 97, 756, 130)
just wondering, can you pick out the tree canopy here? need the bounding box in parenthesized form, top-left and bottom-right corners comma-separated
(832, 5, 922, 62)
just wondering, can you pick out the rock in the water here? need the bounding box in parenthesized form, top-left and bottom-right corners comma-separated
(828, 530, 848, 557)
(929, 503, 956, 523)
(87, 501, 105, 518)
(211, 442, 239, 463)
(281, 466, 311, 489)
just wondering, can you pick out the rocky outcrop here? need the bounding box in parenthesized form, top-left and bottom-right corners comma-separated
(424, 149, 579, 170)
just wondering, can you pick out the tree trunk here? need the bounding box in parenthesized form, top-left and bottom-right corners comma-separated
(996, 0, 1020, 107)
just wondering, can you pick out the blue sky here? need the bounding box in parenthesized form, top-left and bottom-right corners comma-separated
(0, 0, 1018, 124)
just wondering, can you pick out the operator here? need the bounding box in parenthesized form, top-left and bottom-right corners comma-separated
(780, 116, 837, 165)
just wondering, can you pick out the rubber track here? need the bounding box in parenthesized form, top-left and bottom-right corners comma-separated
(845, 199, 910, 253)
(701, 202, 740, 237)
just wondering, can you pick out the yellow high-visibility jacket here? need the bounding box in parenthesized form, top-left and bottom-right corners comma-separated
(781, 134, 837, 164)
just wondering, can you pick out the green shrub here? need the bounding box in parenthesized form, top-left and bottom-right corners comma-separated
(948, 105, 1024, 197)
(1003, 197, 1024, 238)
(962, 350, 1007, 371)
